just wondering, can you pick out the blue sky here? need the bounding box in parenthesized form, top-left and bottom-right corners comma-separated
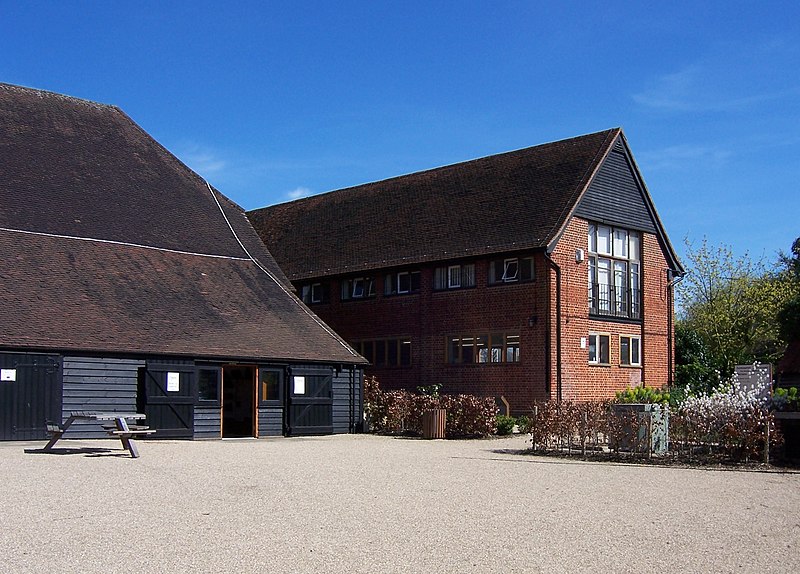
(2, 1, 798, 266)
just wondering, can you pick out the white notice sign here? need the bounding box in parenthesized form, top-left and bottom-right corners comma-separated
(293, 376, 306, 395)
(0, 369, 16, 382)
(167, 372, 180, 392)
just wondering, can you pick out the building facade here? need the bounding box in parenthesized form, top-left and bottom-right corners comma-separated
(249, 129, 684, 413)
(0, 83, 365, 441)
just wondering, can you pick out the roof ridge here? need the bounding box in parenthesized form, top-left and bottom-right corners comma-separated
(253, 127, 622, 211)
(0, 82, 117, 111)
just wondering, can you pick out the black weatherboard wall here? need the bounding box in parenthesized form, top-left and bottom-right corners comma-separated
(0, 352, 62, 441)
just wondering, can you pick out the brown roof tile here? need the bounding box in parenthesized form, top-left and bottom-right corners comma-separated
(0, 83, 363, 363)
(248, 129, 619, 279)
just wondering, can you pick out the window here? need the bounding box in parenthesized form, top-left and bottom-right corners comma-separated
(620, 335, 641, 366)
(588, 333, 610, 365)
(341, 277, 376, 300)
(489, 256, 534, 284)
(354, 339, 412, 367)
(197, 367, 221, 404)
(384, 271, 421, 295)
(588, 224, 640, 319)
(259, 368, 282, 404)
(447, 333, 521, 364)
(300, 282, 326, 304)
(434, 263, 476, 290)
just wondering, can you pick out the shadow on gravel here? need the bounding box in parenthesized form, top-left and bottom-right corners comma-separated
(23, 447, 129, 457)
(471, 448, 800, 474)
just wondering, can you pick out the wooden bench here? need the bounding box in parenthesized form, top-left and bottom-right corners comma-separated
(102, 423, 150, 432)
(106, 429, 156, 437)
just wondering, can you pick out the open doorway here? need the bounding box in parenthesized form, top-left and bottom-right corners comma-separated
(222, 366, 255, 438)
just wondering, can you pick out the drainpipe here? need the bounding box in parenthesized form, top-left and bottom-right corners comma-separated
(666, 271, 684, 389)
(545, 252, 562, 402)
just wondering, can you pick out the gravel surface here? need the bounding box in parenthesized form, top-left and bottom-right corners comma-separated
(1, 434, 798, 573)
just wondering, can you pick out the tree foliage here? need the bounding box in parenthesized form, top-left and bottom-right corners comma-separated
(676, 237, 800, 385)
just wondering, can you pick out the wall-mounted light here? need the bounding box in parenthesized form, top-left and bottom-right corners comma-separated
(575, 248, 585, 263)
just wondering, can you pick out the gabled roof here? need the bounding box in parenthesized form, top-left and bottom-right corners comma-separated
(0, 83, 363, 363)
(248, 128, 682, 280)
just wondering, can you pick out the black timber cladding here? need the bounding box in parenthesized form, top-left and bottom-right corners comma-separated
(0, 352, 62, 440)
(574, 139, 657, 233)
(61, 356, 143, 438)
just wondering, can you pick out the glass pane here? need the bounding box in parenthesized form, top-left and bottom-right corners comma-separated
(448, 266, 461, 288)
(387, 340, 398, 366)
(462, 264, 475, 287)
(352, 278, 364, 298)
(506, 335, 520, 362)
(597, 258, 611, 312)
(613, 228, 628, 258)
(198, 369, 219, 401)
(520, 257, 534, 281)
(588, 224, 596, 253)
(311, 283, 323, 303)
(366, 278, 375, 297)
(434, 267, 447, 290)
(384, 274, 394, 295)
(301, 285, 311, 303)
(588, 335, 597, 362)
(503, 259, 519, 282)
(375, 340, 386, 366)
(597, 225, 611, 255)
(621, 337, 630, 365)
(461, 337, 475, 363)
(629, 233, 640, 261)
(261, 370, 280, 401)
(476, 335, 489, 363)
(600, 335, 610, 364)
(448, 337, 460, 364)
(400, 340, 412, 366)
(614, 261, 627, 314)
(397, 272, 410, 293)
(490, 334, 503, 363)
(341, 281, 351, 300)
(632, 338, 640, 365)
(410, 271, 421, 292)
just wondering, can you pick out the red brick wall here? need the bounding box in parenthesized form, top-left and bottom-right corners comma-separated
(549, 217, 673, 401)
(302, 216, 675, 411)
(303, 253, 550, 414)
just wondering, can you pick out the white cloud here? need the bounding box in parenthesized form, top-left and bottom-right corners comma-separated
(286, 186, 311, 200)
(175, 142, 227, 175)
(637, 144, 732, 172)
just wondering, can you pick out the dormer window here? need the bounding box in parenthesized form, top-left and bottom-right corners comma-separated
(489, 256, 534, 285)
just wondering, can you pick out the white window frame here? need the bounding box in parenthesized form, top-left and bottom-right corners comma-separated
(396, 271, 410, 294)
(588, 333, 610, 365)
(502, 258, 519, 282)
(448, 265, 462, 288)
(620, 335, 641, 366)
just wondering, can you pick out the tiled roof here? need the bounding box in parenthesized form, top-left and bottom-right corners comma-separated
(0, 83, 363, 363)
(248, 128, 620, 279)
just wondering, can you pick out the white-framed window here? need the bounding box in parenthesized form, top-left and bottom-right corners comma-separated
(301, 282, 325, 304)
(588, 333, 610, 365)
(620, 335, 641, 366)
(489, 256, 534, 285)
(341, 277, 375, 300)
(434, 264, 476, 290)
(384, 271, 421, 295)
(588, 223, 640, 319)
(447, 332, 521, 364)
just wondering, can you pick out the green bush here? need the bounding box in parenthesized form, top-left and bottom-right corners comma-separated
(495, 415, 516, 436)
(615, 386, 670, 405)
(515, 415, 531, 434)
(773, 386, 799, 411)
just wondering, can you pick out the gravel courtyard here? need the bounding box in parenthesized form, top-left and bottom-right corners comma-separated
(1, 434, 798, 573)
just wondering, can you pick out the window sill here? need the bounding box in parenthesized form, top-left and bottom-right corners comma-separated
(620, 364, 642, 369)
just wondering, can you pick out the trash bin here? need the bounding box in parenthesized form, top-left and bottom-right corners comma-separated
(422, 408, 446, 439)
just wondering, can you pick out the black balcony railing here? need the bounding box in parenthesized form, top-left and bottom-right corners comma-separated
(589, 283, 640, 319)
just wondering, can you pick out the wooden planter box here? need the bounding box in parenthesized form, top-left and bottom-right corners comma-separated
(612, 403, 669, 455)
(422, 408, 446, 439)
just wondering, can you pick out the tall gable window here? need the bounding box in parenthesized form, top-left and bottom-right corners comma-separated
(588, 224, 640, 319)
(489, 256, 534, 285)
(341, 277, 376, 301)
(384, 271, 421, 296)
(434, 264, 475, 290)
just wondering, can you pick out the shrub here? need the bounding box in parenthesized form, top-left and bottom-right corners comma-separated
(772, 386, 799, 411)
(495, 415, 516, 436)
(364, 377, 497, 437)
(615, 385, 670, 405)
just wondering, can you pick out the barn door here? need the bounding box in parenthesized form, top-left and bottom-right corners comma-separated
(139, 365, 194, 438)
(0, 353, 62, 441)
(286, 368, 333, 436)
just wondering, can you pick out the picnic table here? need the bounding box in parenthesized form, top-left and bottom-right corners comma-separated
(44, 411, 155, 458)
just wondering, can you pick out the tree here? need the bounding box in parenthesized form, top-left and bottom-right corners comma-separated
(676, 238, 799, 380)
(777, 237, 800, 342)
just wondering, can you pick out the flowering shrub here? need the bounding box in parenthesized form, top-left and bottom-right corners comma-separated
(672, 369, 780, 462)
(364, 377, 497, 437)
